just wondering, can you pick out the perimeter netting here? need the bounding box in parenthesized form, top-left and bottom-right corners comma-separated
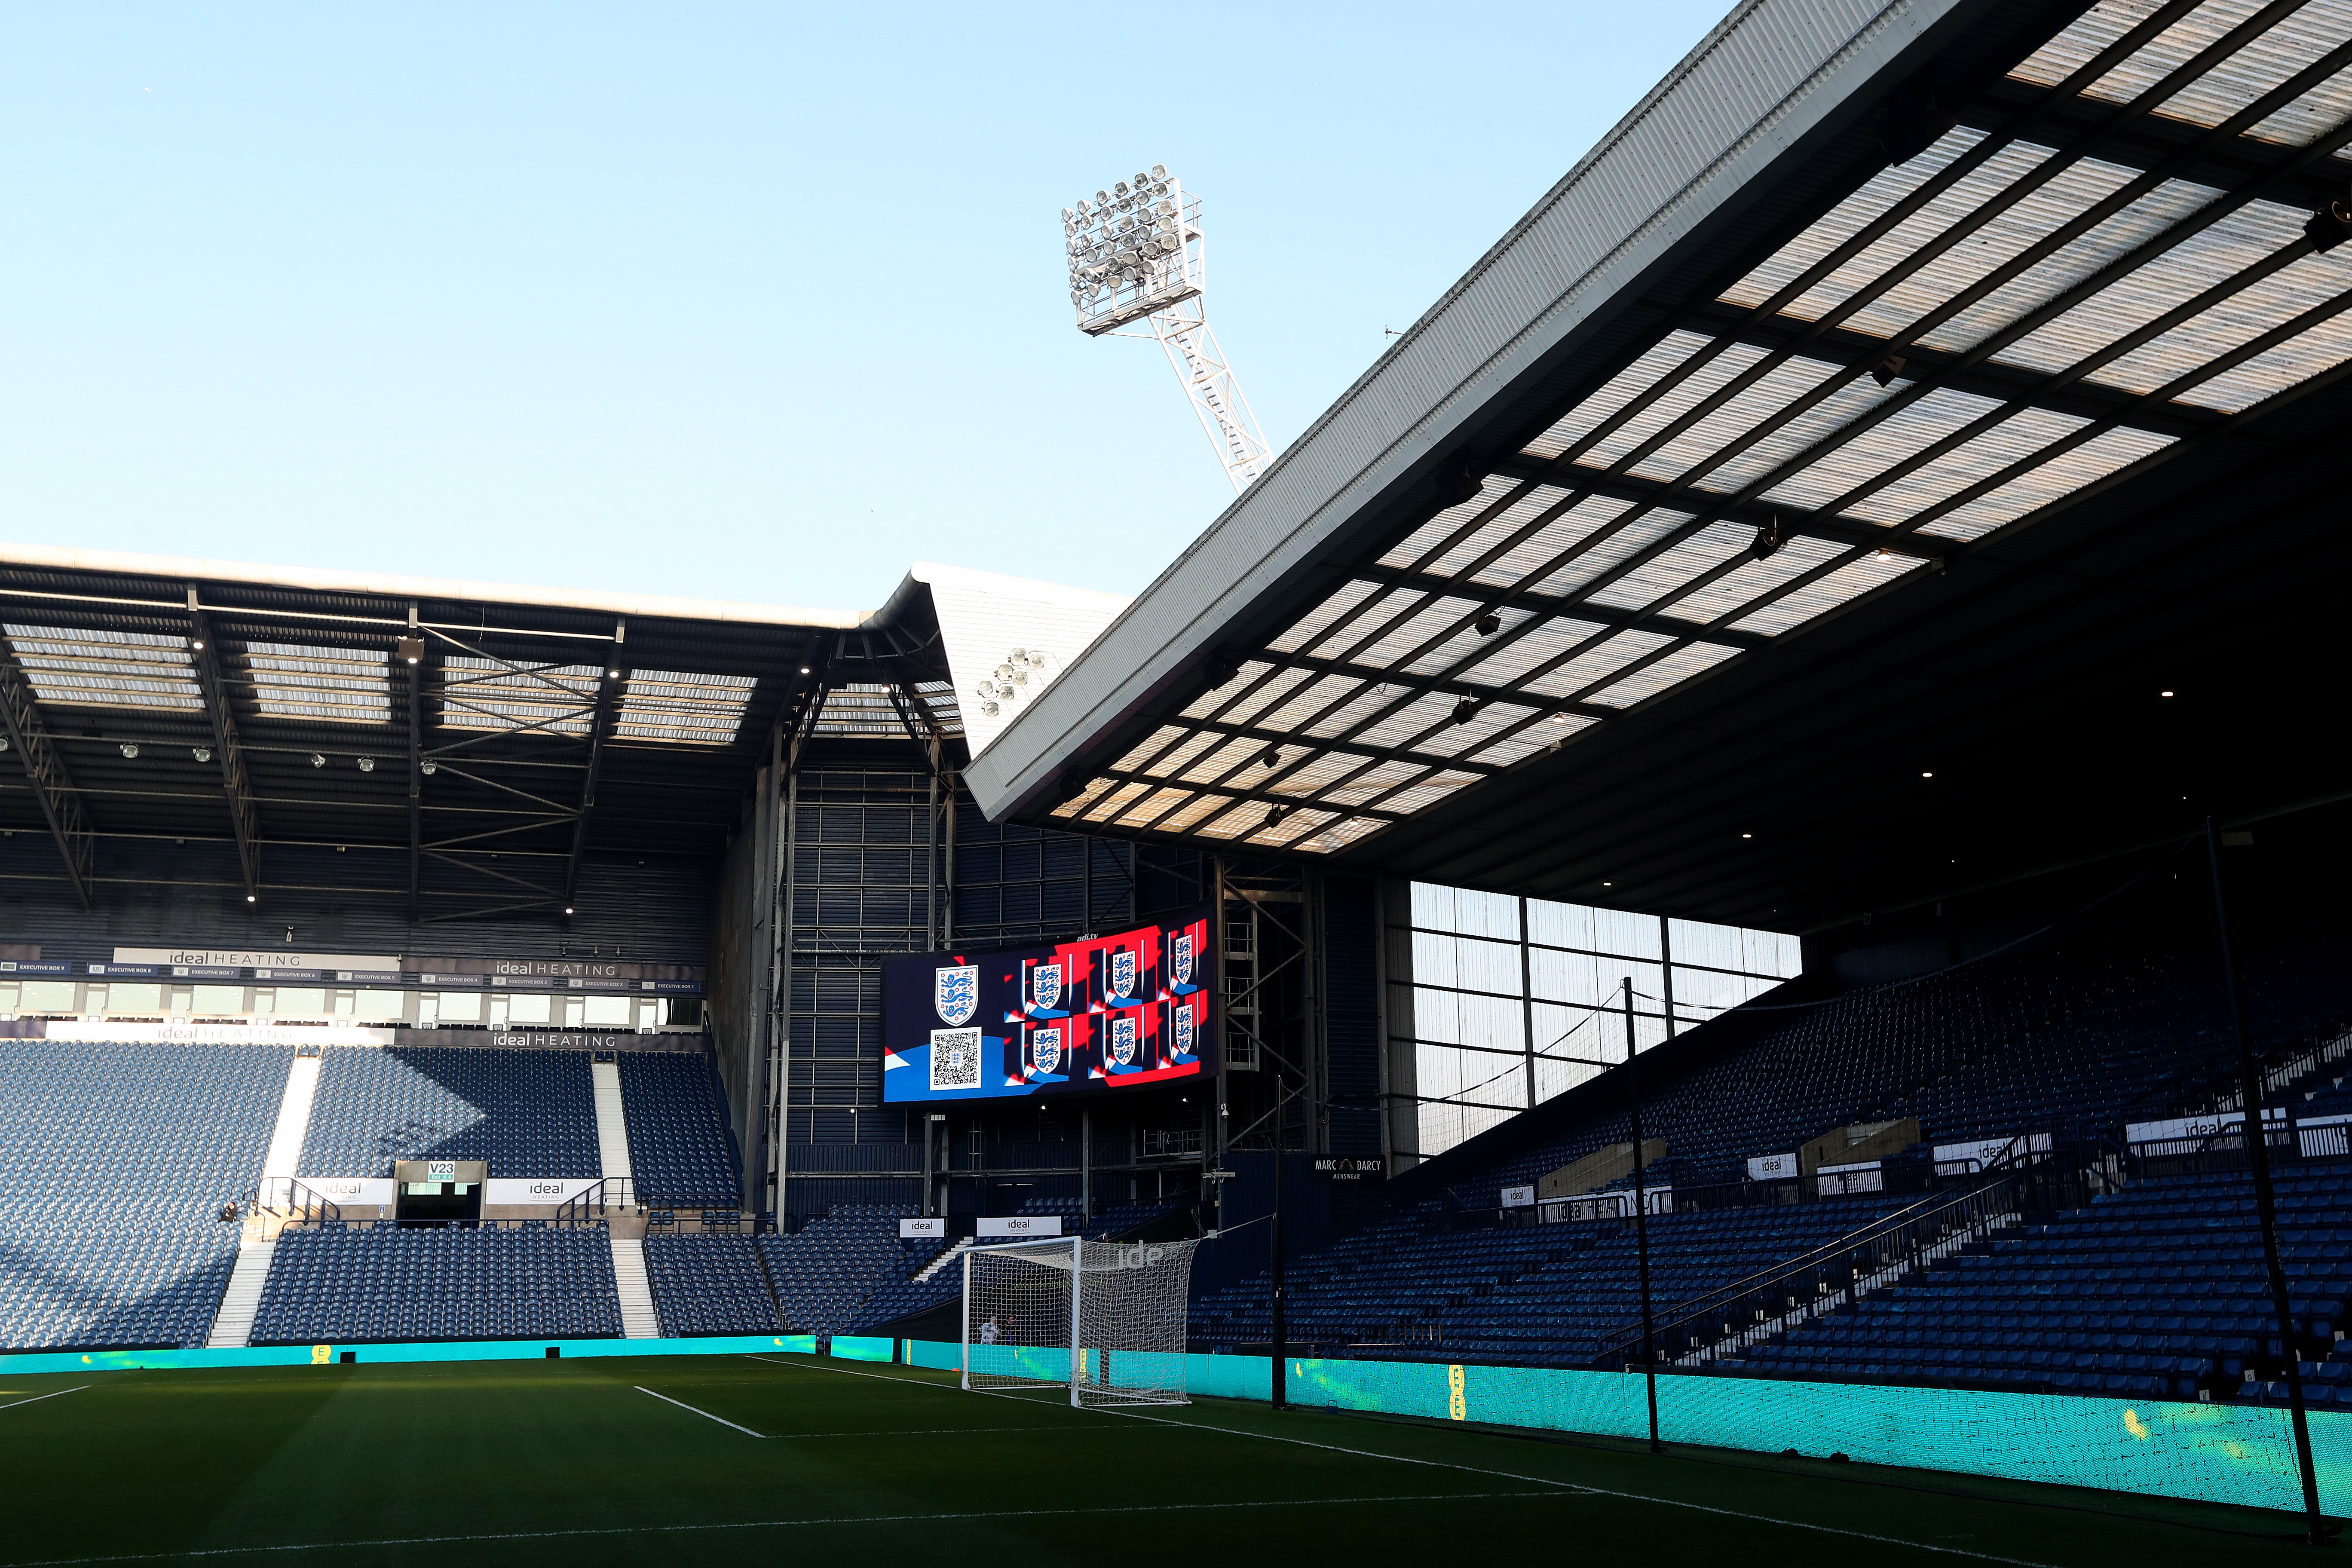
(963, 1237, 1198, 1406)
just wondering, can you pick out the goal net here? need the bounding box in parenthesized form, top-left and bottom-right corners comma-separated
(962, 1236, 1198, 1406)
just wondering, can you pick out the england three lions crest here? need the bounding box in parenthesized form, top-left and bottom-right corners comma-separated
(1031, 962, 1063, 1011)
(1171, 1001, 1197, 1062)
(935, 965, 978, 1028)
(1105, 1015, 1140, 1071)
(1171, 931, 1195, 986)
(1107, 948, 1137, 999)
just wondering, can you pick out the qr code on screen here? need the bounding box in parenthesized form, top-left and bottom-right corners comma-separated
(930, 1028, 982, 1091)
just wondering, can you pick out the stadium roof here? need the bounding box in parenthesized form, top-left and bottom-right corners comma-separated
(967, 0, 2352, 931)
(0, 545, 959, 922)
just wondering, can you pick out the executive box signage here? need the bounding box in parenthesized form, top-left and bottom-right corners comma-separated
(1314, 1157, 1384, 1182)
(107, 948, 705, 992)
(116, 949, 403, 971)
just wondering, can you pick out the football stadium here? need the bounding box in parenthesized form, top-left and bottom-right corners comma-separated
(9, 0, 2352, 1559)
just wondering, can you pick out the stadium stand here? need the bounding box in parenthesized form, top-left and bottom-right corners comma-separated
(616, 1053, 739, 1206)
(297, 1047, 600, 1177)
(1732, 1164, 2352, 1403)
(756, 1206, 914, 1333)
(1179, 910, 2352, 1400)
(248, 1223, 621, 1344)
(0, 1041, 289, 1350)
(641, 1232, 784, 1336)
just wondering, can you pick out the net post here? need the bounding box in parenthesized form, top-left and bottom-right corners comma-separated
(2206, 818, 2328, 1544)
(960, 1244, 972, 1392)
(1069, 1234, 1084, 1408)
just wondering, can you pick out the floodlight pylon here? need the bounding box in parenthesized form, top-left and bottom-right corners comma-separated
(1064, 169, 1272, 492)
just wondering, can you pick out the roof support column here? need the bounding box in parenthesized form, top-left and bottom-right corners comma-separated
(0, 638, 95, 910)
(564, 622, 626, 915)
(186, 594, 260, 905)
(404, 608, 423, 922)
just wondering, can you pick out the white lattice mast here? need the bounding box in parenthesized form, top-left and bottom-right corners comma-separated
(1064, 166, 1272, 492)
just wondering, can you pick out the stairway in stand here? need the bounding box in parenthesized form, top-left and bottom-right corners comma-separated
(610, 1235, 660, 1338)
(205, 1238, 276, 1348)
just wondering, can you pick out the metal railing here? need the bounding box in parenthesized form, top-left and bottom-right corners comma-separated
(253, 1177, 342, 1231)
(555, 1177, 635, 1226)
(1589, 1174, 2030, 1373)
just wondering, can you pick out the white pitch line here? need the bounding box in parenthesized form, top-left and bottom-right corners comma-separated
(740, 1357, 2065, 1568)
(1101, 1407, 2063, 1568)
(632, 1385, 765, 1438)
(7, 1491, 1563, 1565)
(0, 1384, 90, 1412)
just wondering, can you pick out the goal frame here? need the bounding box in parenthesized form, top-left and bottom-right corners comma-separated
(959, 1234, 1194, 1408)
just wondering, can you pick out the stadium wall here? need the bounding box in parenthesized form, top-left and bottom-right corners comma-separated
(0, 834, 713, 966)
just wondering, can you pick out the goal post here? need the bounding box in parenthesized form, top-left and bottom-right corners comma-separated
(962, 1236, 1198, 1406)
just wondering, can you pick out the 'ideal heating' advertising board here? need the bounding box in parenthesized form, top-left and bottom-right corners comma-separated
(881, 909, 1214, 1103)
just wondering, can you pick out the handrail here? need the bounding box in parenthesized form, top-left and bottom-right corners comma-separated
(260, 1176, 343, 1230)
(1589, 1172, 2022, 1370)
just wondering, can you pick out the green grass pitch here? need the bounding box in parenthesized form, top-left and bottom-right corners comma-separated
(0, 1356, 2321, 1565)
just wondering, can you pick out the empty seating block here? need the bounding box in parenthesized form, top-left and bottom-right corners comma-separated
(249, 1225, 621, 1343)
(617, 1054, 738, 1206)
(0, 1041, 289, 1350)
(759, 1206, 924, 1332)
(642, 1234, 782, 1336)
(1740, 1164, 2352, 1402)
(298, 1047, 600, 1177)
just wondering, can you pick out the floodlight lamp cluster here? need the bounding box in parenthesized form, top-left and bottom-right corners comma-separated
(1063, 164, 1200, 332)
(974, 648, 1051, 720)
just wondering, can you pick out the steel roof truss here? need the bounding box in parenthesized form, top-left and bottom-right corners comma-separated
(0, 645, 96, 908)
(187, 606, 261, 903)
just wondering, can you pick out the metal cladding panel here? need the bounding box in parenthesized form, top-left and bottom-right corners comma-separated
(968, 0, 1973, 821)
(912, 565, 1130, 759)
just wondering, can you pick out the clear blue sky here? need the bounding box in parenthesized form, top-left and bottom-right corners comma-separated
(2, 2, 1733, 612)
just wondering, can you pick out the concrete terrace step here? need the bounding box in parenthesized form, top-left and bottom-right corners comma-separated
(205, 1238, 276, 1349)
(611, 1235, 660, 1339)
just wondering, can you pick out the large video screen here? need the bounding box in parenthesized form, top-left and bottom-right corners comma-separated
(882, 908, 1214, 1103)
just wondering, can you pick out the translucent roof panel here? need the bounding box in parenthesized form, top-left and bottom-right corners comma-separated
(615, 668, 755, 746)
(439, 657, 599, 737)
(2, 624, 200, 711)
(1050, 0, 2352, 856)
(245, 641, 391, 725)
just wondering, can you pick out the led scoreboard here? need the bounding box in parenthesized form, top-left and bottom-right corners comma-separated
(882, 908, 1214, 1102)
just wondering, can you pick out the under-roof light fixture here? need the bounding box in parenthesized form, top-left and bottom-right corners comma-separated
(189, 638, 203, 650)
(309, 753, 325, 768)
(1877, 545, 1895, 561)
(396, 635, 425, 665)
(1742, 833, 1753, 840)
(2307, 194, 2352, 254)
(1921, 771, 1934, 779)
(799, 666, 811, 675)
(0, 737, 12, 753)
(2160, 689, 2175, 698)
(245, 894, 256, 903)
(1265, 804, 1289, 827)
(355, 756, 375, 773)
(1452, 698, 1477, 726)
(193, 746, 211, 763)
(1751, 515, 1784, 560)
(1473, 613, 1501, 637)
(564, 906, 575, 915)
(1550, 713, 1568, 724)
(606, 669, 619, 679)
(118, 742, 138, 759)
(420, 760, 438, 776)
(1868, 353, 1908, 388)
(1258, 747, 1280, 768)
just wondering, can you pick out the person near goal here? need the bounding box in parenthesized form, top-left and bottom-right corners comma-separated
(980, 1316, 1001, 1344)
